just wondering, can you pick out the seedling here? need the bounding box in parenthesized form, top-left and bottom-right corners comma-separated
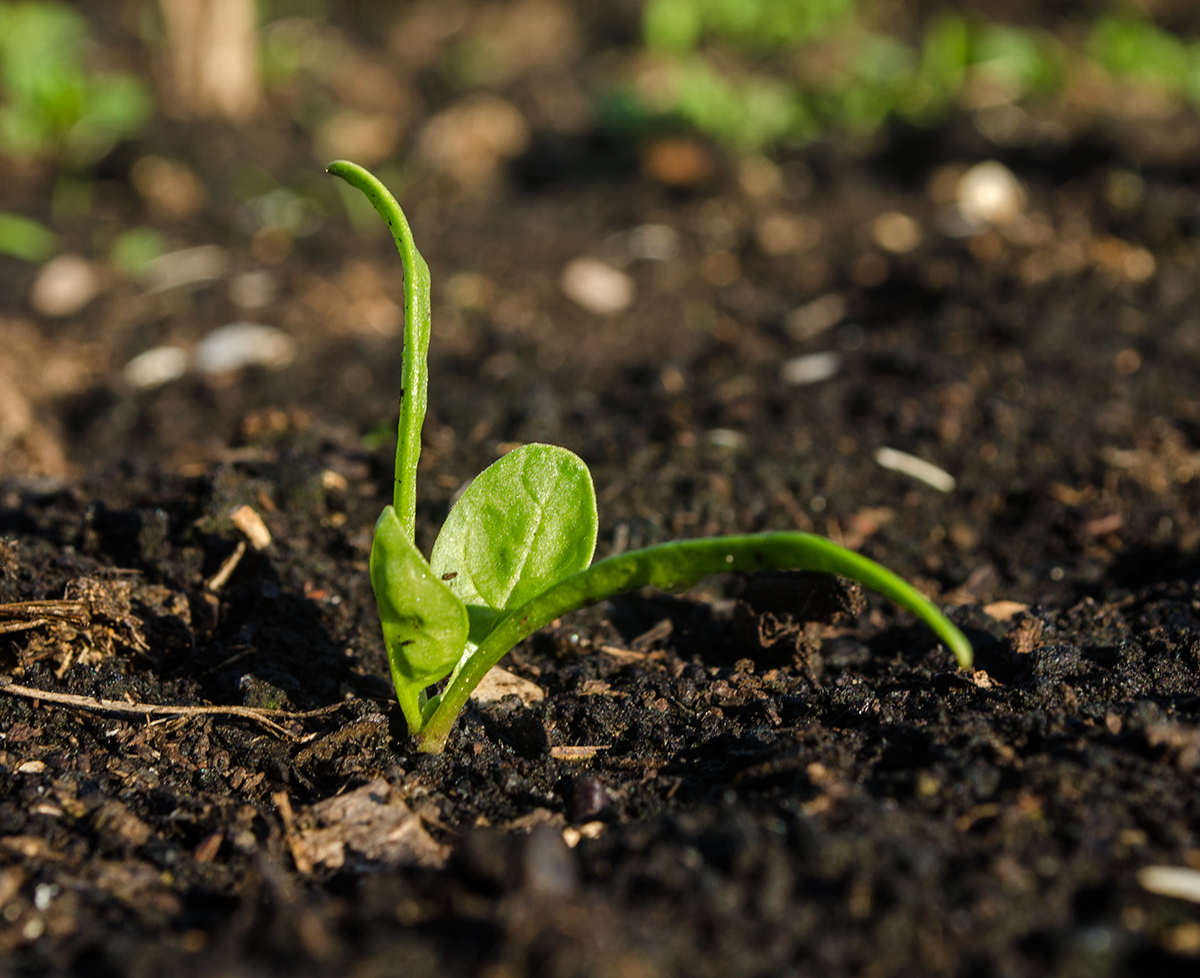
(327, 160, 972, 754)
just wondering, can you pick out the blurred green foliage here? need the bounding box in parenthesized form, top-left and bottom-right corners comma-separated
(0, 0, 150, 166)
(108, 227, 165, 276)
(644, 0, 856, 54)
(1089, 14, 1200, 103)
(0, 210, 55, 260)
(629, 0, 1199, 151)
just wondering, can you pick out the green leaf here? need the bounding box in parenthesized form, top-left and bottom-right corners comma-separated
(416, 531, 973, 752)
(0, 212, 56, 262)
(430, 444, 597, 644)
(370, 505, 468, 733)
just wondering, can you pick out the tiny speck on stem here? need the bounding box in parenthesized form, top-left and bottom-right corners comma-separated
(441, 572, 458, 581)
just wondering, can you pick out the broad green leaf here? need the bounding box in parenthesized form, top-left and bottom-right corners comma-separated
(417, 531, 974, 752)
(370, 505, 468, 733)
(430, 444, 597, 644)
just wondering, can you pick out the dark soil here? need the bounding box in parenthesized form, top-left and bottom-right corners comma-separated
(5, 10, 1200, 977)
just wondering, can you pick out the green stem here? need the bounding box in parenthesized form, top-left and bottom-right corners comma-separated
(417, 532, 972, 752)
(326, 160, 430, 541)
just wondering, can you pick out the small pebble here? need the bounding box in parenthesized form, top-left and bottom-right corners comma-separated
(875, 447, 956, 493)
(30, 254, 99, 317)
(17, 760, 45, 775)
(780, 351, 842, 386)
(123, 346, 189, 389)
(560, 258, 635, 315)
(642, 138, 713, 187)
(523, 825, 579, 899)
(756, 212, 820, 256)
(140, 245, 230, 293)
(627, 224, 680, 261)
(784, 293, 846, 341)
(872, 212, 922, 254)
(416, 93, 529, 186)
(33, 883, 56, 911)
(570, 777, 612, 822)
(957, 161, 1023, 226)
(707, 429, 746, 450)
(228, 270, 278, 309)
(195, 323, 296, 374)
(130, 156, 207, 220)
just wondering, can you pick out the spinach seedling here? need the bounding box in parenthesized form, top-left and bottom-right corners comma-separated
(327, 160, 973, 754)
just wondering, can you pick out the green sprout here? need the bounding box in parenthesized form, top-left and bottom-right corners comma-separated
(327, 160, 972, 755)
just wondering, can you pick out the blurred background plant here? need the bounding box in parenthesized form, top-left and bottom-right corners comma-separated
(0, 0, 150, 166)
(2, 0, 1200, 258)
(1, 2, 1199, 189)
(624, 0, 1200, 153)
(0, 0, 151, 258)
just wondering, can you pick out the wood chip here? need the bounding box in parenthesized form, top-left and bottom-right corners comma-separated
(599, 645, 646, 661)
(549, 745, 610, 761)
(193, 831, 223, 864)
(971, 670, 1000, 689)
(561, 821, 606, 848)
(983, 600, 1029, 622)
(1138, 865, 1200, 904)
(206, 540, 246, 592)
(231, 504, 272, 550)
(471, 666, 544, 706)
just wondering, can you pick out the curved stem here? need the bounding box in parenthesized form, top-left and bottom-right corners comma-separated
(417, 532, 972, 752)
(327, 160, 430, 542)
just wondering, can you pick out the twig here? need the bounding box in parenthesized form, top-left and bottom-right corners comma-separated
(599, 645, 647, 661)
(0, 676, 352, 741)
(0, 600, 91, 634)
(206, 540, 247, 592)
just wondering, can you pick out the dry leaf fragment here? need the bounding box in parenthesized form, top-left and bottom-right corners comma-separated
(982, 601, 1029, 622)
(286, 779, 448, 873)
(472, 666, 545, 706)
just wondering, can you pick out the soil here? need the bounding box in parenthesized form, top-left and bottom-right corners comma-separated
(4, 6, 1200, 977)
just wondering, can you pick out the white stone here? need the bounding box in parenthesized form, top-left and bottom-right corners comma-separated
(874, 447, 956, 493)
(780, 351, 842, 386)
(195, 323, 296, 374)
(123, 346, 189, 389)
(561, 258, 634, 315)
(140, 245, 230, 293)
(30, 254, 99, 317)
(956, 161, 1023, 226)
